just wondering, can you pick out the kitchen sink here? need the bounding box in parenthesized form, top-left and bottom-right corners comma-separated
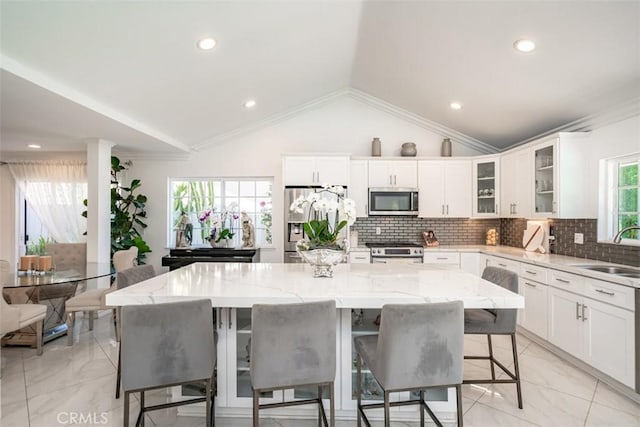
(573, 264, 640, 278)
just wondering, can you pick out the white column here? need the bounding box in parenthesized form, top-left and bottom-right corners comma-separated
(86, 139, 113, 264)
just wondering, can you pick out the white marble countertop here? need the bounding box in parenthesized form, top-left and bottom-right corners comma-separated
(423, 245, 640, 288)
(106, 262, 524, 309)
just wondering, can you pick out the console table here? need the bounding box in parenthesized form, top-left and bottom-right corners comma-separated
(161, 247, 259, 271)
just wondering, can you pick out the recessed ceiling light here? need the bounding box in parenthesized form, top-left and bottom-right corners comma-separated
(27, 144, 41, 149)
(244, 99, 256, 109)
(450, 102, 462, 110)
(197, 38, 217, 50)
(514, 39, 536, 53)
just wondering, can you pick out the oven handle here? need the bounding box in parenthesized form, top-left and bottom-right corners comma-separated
(372, 257, 423, 264)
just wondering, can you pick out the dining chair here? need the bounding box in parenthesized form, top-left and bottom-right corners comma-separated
(0, 260, 48, 356)
(354, 301, 464, 427)
(115, 264, 156, 399)
(250, 300, 336, 427)
(65, 246, 138, 345)
(121, 299, 216, 426)
(45, 242, 87, 271)
(463, 266, 523, 409)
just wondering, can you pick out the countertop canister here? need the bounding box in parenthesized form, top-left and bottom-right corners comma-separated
(371, 137, 381, 157)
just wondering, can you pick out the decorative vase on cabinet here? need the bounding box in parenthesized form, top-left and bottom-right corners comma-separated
(401, 142, 417, 157)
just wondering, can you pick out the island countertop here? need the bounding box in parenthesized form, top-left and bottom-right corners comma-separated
(106, 262, 524, 309)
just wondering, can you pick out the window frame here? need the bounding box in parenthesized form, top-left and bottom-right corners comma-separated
(167, 176, 273, 249)
(601, 153, 639, 246)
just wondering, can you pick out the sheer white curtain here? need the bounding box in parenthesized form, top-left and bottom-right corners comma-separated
(8, 161, 87, 243)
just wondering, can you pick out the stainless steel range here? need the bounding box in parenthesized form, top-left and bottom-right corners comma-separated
(366, 242, 424, 264)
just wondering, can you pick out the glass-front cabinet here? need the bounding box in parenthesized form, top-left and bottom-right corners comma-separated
(472, 158, 500, 217)
(533, 141, 558, 217)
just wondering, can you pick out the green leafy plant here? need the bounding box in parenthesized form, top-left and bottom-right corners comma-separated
(214, 228, 234, 243)
(26, 236, 55, 256)
(82, 156, 151, 263)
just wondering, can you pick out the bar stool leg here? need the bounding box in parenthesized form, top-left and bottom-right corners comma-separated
(139, 391, 145, 427)
(317, 385, 323, 427)
(67, 312, 75, 346)
(205, 378, 212, 427)
(329, 382, 335, 427)
(419, 390, 425, 427)
(36, 320, 43, 356)
(487, 335, 496, 380)
(356, 354, 362, 427)
(123, 391, 129, 427)
(511, 333, 523, 409)
(252, 389, 259, 427)
(383, 390, 390, 427)
(456, 384, 464, 427)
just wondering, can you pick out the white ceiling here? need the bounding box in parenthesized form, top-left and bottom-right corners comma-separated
(1, 1, 638, 154)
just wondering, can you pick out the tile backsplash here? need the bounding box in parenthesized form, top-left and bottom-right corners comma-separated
(353, 216, 640, 267)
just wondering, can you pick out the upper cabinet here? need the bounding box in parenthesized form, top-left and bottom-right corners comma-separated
(418, 160, 472, 217)
(500, 148, 532, 218)
(529, 132, 589, 218)
(283, 156, 349, 186)
(472, 157, 500, 217)
(368, 160, 417, 188)
(349, 160, 369, 218)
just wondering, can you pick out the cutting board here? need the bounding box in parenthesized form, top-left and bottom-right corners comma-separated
(523, 224, 546, 253)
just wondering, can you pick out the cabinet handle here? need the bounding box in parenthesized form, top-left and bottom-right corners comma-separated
(576, 302, 581, 320)
(582, 304, 587, 321)
(228, 309, 232, 329)
(595, 289, 615, 296)
(354, 256, 367, 260)
(513, 203, 517, 215)
(442, 205, 445, 215)
(525, 282, 537, 288)
(317, 171, 320, 183)
(394, 175, 397, 185)
(436, 257, 448, 260)
(498, 263, 507, 267)
(217, 308, 222, 329)
(389, 175, 392, 185)
(446, 205, 449, 215)
(555, 278, 570, 284)
(525, 270, 538, 275)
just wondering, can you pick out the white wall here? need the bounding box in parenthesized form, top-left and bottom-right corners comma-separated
(0, 167, 18, 266)
(126, 96, 485, 269)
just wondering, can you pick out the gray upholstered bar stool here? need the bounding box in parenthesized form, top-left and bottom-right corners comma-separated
(354, 301, 464, 427)
(250, 300, 336, 427)
(121, 299, 216, 427)
(463, 266, 523, 409)
(115, 264, 156, 399)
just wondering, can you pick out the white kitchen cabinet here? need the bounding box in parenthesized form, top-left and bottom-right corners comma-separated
(529, 132, 590, 218)
(481, 255, 520, 274)
(460, 252, 480, 276)
(472, 157, 500, 217)
(349, 249, 371, 264)
(500, 148, 532, 217)
(368, 160, 417, 188)
(518, 277, 548, 339)
(349, 160, 368, 218)
(423, 252, 460, 265)
(283, 156, 349, 186)
(548, 283, 635, 388)
(418, 160, 471, 217)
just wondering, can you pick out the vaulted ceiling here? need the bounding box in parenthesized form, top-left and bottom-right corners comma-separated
(1, 1, 639, 154)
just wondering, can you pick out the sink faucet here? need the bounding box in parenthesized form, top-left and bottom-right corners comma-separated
(613, 226, 640, 243)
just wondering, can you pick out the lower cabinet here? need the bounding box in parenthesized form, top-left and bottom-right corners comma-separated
(518, 277, 548, 339)
(548, 286, 635, 388)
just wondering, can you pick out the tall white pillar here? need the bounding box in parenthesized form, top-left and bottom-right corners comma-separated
(86, 139, 113, 264)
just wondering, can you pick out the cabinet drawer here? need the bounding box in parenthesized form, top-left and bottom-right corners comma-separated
(485, 256, 519, 273)
(349, 251, 371, 264)
(548, 270, 585, 294)
(423, 252, 460, 265)
(519, 263, 548, 284)
(584, 278, 634, 311)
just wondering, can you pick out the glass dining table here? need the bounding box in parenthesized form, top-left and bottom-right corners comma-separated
(1, 262, 113, 346)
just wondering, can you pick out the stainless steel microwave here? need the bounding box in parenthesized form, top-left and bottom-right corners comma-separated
(368, 188, 419, 216)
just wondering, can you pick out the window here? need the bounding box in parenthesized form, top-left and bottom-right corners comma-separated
(169, 178, 273, 247)
(603, 154, 639, 244)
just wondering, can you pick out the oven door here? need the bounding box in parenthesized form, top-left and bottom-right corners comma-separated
(371, 257, 423, 264)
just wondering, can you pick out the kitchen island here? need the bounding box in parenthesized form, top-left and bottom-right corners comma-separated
(106, 262, 524, 422)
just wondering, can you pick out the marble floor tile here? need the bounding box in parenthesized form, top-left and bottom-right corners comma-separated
(0, 399, 29, 427)
(585, 401, 640, 427)
(462, 401, 540, 426)
(477, 379, 591, 427)
(0, 369, 27, 406)
(591, 380, 640, 417)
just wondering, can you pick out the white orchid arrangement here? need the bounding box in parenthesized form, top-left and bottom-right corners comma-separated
(290, 184, 356, 250)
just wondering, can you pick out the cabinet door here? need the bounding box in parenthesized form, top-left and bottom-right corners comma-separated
(392, 161, 418, 188)
(532, 140, 558, 217)
(368, 161, 393, 187)
(444, 160, 472, 217)
(500, 149, 531, 217)
(519, 279, 549, 339)
(418, 161, 445, 217)
(316, 157, 349, 186)
(582, 299, 635, 388)
(500, 151, 517, 216)
(350, 160, 369, 218)
(460, 253, 480, 276)
(284, 157, 317, 186)
(548, 287, 582, 357)
(473, 158, 499, 216)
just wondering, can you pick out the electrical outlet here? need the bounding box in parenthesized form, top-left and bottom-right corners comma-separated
(375, 227, 381, 235)
(574, 233, 584, 244)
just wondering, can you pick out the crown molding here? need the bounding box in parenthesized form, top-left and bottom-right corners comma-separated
(345, 89, 498, 154)
(506, 97, 640, 150)
(1, 55, 191, 153)
(111, 149, 192, 162)
(191, 88, 351, 151)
